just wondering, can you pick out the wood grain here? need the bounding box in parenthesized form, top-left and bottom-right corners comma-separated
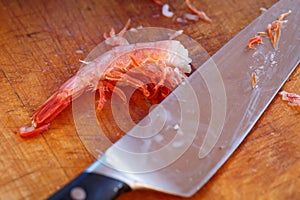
(0, 0, 299, 199)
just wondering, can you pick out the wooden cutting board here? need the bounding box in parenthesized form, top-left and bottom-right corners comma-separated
(0, 0, 299, 199)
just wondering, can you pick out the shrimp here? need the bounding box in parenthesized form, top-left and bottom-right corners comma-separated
(19, 39, 192, 138)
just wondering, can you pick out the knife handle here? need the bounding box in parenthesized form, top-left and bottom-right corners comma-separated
(47, 172, 131, 200)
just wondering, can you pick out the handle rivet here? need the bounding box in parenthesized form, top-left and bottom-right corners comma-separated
(70, 187, 87, 200)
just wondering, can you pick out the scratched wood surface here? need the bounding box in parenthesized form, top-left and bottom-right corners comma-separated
(0, 0, 299, 199)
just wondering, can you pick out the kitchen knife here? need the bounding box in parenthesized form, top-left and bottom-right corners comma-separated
(48, 0, 300, 199)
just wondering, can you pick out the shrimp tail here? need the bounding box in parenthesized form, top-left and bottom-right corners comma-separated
(19, 124, 50, 138)
(33, 90, 72, 126)
(18, 90, 72, 138)
(19, 76, 88, 138)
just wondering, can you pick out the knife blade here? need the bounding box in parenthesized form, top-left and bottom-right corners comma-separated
(48, 0, 300, 199)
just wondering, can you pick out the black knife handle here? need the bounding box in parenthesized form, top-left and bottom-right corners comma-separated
(48, 172, 131, 200)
